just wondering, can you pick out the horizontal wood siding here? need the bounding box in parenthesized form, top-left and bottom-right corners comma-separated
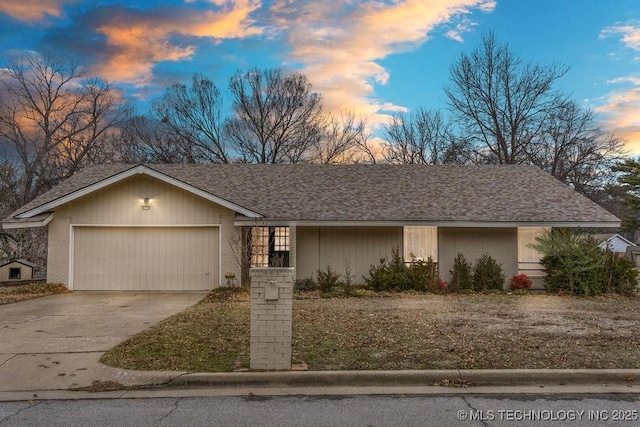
(439, 227, 518, 289)
(73, 226, 219, 291)
(517, 227, 550, 290)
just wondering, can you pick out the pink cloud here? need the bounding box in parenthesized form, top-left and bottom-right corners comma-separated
(0, 0, 70, 21)
(596, 78, 640, 154)
(91, 1, 262, 86)
(271, 0, 494, 128)
(601, 21, 640, 52)
(598, 22, 640, 153)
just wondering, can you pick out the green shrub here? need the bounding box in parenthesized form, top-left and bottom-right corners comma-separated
(472, 253, 505, 291)
(364, 248, 440, 292)
(449, 252, 473, 292)
(317, 266, 342, 294)
(532, 229, 605, 295)
(406, 256, 438, 292)
(364, 248, 409, 291)
(602, 250, 638, 295)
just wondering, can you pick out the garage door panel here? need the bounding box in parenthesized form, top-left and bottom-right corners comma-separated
(73, 227, 219, 291)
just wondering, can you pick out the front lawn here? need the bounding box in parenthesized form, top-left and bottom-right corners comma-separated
(101, 290, 640, 372)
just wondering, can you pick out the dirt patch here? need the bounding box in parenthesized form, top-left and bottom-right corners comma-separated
(292, 293, 640, 370)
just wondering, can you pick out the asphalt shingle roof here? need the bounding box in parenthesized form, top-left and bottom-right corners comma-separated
(5, 163, 620, 225)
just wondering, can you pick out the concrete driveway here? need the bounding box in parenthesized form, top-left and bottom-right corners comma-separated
(0, 292, 204, 393)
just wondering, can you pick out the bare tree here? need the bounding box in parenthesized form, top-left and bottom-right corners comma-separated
(444, 32, 568, 164)
(0, 53, 128, 207)
(310, 113, 369, 164)
(528, 100, 626, 193)
(113, 115, 198, 164)
(225, 68, 323, 163)
(382, 108, 469, 164)
(151, 74, 229, 163)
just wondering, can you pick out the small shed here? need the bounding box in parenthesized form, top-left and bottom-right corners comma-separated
(0, 259, 38, 281)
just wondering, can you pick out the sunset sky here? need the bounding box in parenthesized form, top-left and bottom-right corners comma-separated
(0, 0, 639, 153)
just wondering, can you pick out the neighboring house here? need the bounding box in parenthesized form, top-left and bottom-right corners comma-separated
(0, 259, 37, 281)
(1, 164, 620, 291)
(595, 233, 634, 255)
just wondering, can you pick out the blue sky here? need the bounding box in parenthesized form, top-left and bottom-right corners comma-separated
(1, 0, 639, 152)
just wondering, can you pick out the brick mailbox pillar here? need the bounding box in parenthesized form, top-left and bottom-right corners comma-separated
(250, 267, 295, 370)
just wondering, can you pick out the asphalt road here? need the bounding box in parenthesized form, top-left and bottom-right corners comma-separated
(2, 393, 640, 426)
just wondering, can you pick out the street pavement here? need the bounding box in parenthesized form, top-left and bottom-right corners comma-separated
(3, 394, 640, 426)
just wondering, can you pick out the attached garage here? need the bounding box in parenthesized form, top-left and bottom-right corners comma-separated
(72, 226, 219, 291)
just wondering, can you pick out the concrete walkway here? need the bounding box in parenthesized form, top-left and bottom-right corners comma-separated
(0, 292, 203, 393)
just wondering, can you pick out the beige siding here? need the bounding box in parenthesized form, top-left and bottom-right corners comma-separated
(47, 206, 71, 284)
(517, 227, 550, 290)
(0, 261, 34, 281)
(296, 226, 402, 283)
(439, 227, 518, 289)
(47, 174, 240, 289)
(296, 226, 320, 280)
(73, 226, 218, 290)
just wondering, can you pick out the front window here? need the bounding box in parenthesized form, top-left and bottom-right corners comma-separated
(251, 226, 290, 267)
(403, 226, 438, 262)
(250, 227, 270, 267)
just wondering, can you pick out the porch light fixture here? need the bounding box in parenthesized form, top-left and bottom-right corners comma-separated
(142, 197, 151, 210)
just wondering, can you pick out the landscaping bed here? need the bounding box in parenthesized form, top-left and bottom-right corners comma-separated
(101, 290, 640, 372)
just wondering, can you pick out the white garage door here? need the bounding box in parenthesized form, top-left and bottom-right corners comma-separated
(73, 227, 219, 291)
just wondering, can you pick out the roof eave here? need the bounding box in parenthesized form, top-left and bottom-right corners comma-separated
(2, 213, 54, 229)
(234, 219, 622, 228)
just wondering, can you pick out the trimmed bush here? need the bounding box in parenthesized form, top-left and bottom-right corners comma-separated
(472, 253, 505, 291)
(406, 256, 438, 292)
(364, 248, 441, 292)
(364, 248, 409, 291)
(510, 273, 532, 291)
(449, 252, 473, 292)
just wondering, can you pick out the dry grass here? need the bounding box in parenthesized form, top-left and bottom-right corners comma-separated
(101, 291, 640, 372)
(100, 288, 250, 372)
(0, 282, 69, 305)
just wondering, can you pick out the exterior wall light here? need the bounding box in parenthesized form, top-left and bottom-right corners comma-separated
(142, 197, 151, 210)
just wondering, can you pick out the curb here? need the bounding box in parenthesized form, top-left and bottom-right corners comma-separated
(167, 369, 640, 389)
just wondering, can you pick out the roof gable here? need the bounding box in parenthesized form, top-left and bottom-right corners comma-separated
(9, 164, 261, 220)
(0, 259, 37, 269)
